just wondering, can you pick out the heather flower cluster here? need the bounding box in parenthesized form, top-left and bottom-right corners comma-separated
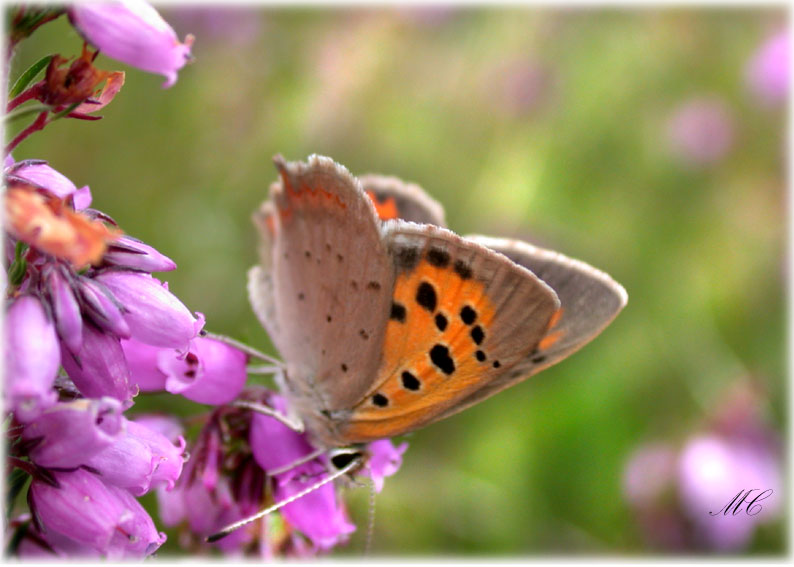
(622, 380, 782, 552)
(4, 2, 406, 559)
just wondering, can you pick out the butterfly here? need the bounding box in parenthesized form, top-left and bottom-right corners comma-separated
(247, 154, 627, 449)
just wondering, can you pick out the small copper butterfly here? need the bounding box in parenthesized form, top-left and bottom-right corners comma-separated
(248, 155, 627, 448)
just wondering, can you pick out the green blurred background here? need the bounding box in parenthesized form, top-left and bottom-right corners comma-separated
(7, 6, 786, 556)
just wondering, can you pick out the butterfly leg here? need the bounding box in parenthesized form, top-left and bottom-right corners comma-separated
(200, 330, 285, 367)
(230, 399, 305, 433)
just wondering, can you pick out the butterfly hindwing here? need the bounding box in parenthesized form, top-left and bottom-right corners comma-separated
(359, 174, 447, 227)
(338, 223, 561, 442)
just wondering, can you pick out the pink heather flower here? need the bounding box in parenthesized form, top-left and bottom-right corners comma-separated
(4, 295, 60, 422)
(103, 235, 177, 272)
(60, 323, 136, 404)
(362, 439, 408, 493)
(95, 271, 199, 349)
(121, 338, 168, 391)
(666, 97, 735, 166)
(249, 394, 317, 477)
(677, 434, 782, 551)
(622, 442, 677, 508)
(29, 468, 166, 558)
(17, 521, 101, 558)
(23, 398, 124, 469)
(273, 460, 356, 551)
(746, 30, 789, 106)
(160, 336, 248, 405)
(84, 417, 186, 495)
(250, 394, 356, 550)
(68, 0, 194, 88)
(6, 159, 83, 201)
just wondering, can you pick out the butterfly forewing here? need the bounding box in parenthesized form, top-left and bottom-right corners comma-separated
(252, 155, 394, 412)
(338, 223, 561, 442)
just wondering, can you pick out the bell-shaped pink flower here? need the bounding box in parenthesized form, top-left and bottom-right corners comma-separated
(29, 468, 166, 558)
(103, 235, 177, 272)
(84, 418, 186, 496)
(24, 398, 124, 469)
(4, 295, 59, 422)
(249, 394, 315, 477)
(249, 393, 356, 550)
(60, 324, 136, 404)
(273, 460, 356, 551)
(68, 0, 194, 88)
(121, 338, 168, 391)
(160, 336, 248, 405)
(95, 271, 198, 349)
(362, 439, 408, 493)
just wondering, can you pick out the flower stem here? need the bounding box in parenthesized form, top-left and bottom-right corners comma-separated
(5, 110, 47, 154)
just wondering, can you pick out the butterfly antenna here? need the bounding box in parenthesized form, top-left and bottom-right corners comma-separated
(200, 331, 284, 367)
(364, 475, 377, 555)
(206, 454, 363, 543)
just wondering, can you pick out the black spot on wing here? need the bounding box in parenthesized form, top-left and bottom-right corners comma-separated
(434, 313, 448, 331)
(390, 302, 407, 323)
(460, 305, 477, 325)
(470, 325, 485, 345)
(401, 371, 420, 391)
(416, 282, 437, 312)
(372, 393, 389, 407)
(426, 247, 450, 268)
(454, 259, 472, 279)
(429, 344, 455, 375)
(395, 247, 420, 271)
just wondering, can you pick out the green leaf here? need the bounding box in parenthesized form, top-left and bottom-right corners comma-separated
(5, 468, 30, 521)
(8, 54, 52, 99)
(8, 242, 29, 287)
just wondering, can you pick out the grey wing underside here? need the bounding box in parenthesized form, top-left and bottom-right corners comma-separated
(248, 155, 395, 412)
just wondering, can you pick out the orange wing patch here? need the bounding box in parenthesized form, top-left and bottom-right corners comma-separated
(365, 190, 399, 220)
(342, 258, 500, 441)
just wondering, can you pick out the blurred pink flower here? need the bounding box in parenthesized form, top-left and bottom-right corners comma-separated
(746, 29, 789, 106)
(666, 97, 735, 166)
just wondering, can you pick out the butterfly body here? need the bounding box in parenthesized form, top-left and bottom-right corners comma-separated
(249, 155, 627, 449)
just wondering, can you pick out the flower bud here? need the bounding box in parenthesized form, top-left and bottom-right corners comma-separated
(60, 324, 135, 404)
(103, 235, 176, 272)
(4, 295, 59, 422)
(42, 266, 83, 352)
